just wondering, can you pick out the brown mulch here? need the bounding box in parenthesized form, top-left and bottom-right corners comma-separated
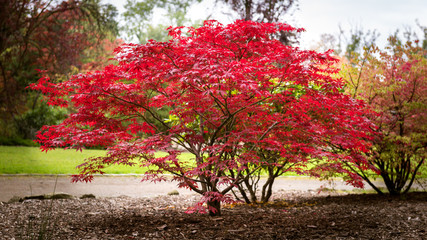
(0, 191, 426, 240)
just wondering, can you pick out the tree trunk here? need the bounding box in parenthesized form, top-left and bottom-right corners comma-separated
(381, 172, 399, 195)
(403, 158, 425, 194)
(207, 200, 221, 216)
(243, 178, 258, 203)
(362, 175, 384, 195)
(261, 176, 275, 203)
(235, 184, 251, 204)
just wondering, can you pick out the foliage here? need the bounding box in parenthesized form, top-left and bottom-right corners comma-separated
(341, 36, 427, 195)
(0, 0, 120, 140)
(14, 103, 67, 140)
(0, 136, 38, 147)
(31, 20, 375, 215)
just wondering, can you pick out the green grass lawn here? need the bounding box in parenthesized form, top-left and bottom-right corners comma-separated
(3, 146, 424, 180)
(0, 146, 194, 175)
(0, 145, 301, 176)
(0, 146, 333, 176)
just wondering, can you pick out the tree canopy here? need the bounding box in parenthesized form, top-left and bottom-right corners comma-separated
(31, 20, 375, 215)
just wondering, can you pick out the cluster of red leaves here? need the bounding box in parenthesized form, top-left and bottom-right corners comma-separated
(31, 20, 376, 214)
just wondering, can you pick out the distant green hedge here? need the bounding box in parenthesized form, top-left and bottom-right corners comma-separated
(0, 136, 38, 147)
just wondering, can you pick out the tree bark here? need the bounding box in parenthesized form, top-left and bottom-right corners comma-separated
(261, 176, 275, 203)
(207, 200, 221, 216)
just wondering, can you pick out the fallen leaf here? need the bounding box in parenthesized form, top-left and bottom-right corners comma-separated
(157, 224, 168, 230)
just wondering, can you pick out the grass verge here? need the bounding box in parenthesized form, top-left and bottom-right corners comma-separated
(0, 146, 194, 175)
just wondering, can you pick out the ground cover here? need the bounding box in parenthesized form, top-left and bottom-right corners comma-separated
(0, 191, 425, 239)
(0, 146, 195, 175)
(0, 146, 306, 176)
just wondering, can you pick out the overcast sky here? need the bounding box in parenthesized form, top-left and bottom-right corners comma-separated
(105, 0, 427, 49)
(295, 0, 426, 49)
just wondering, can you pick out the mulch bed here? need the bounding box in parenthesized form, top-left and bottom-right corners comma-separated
(1, 191, 426, 239)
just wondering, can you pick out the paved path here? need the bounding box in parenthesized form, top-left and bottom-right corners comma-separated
(0, 175, 384, 202)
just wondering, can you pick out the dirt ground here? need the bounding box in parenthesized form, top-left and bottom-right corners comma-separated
(1, 190, 426, 239)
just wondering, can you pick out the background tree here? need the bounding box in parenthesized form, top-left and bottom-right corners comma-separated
(0, 0, 120, 141)
(337, 26, 379, 61)
(122, 0, 202, 43)
(32, 20, 375, 215)
(219, 0, 298, 45)
(310, 26, 379, 59)
(220, 0, 296, 22)
(340, 36, 426, 195)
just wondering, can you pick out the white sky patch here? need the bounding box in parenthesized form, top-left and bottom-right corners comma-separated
(104, 0, 427, 49)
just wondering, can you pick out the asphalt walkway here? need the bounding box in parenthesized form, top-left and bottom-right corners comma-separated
(0, 175, 388, 202)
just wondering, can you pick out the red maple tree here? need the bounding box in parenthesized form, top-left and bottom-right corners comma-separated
(341, 37, 427, 195)
(31, 20, 375, 215)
